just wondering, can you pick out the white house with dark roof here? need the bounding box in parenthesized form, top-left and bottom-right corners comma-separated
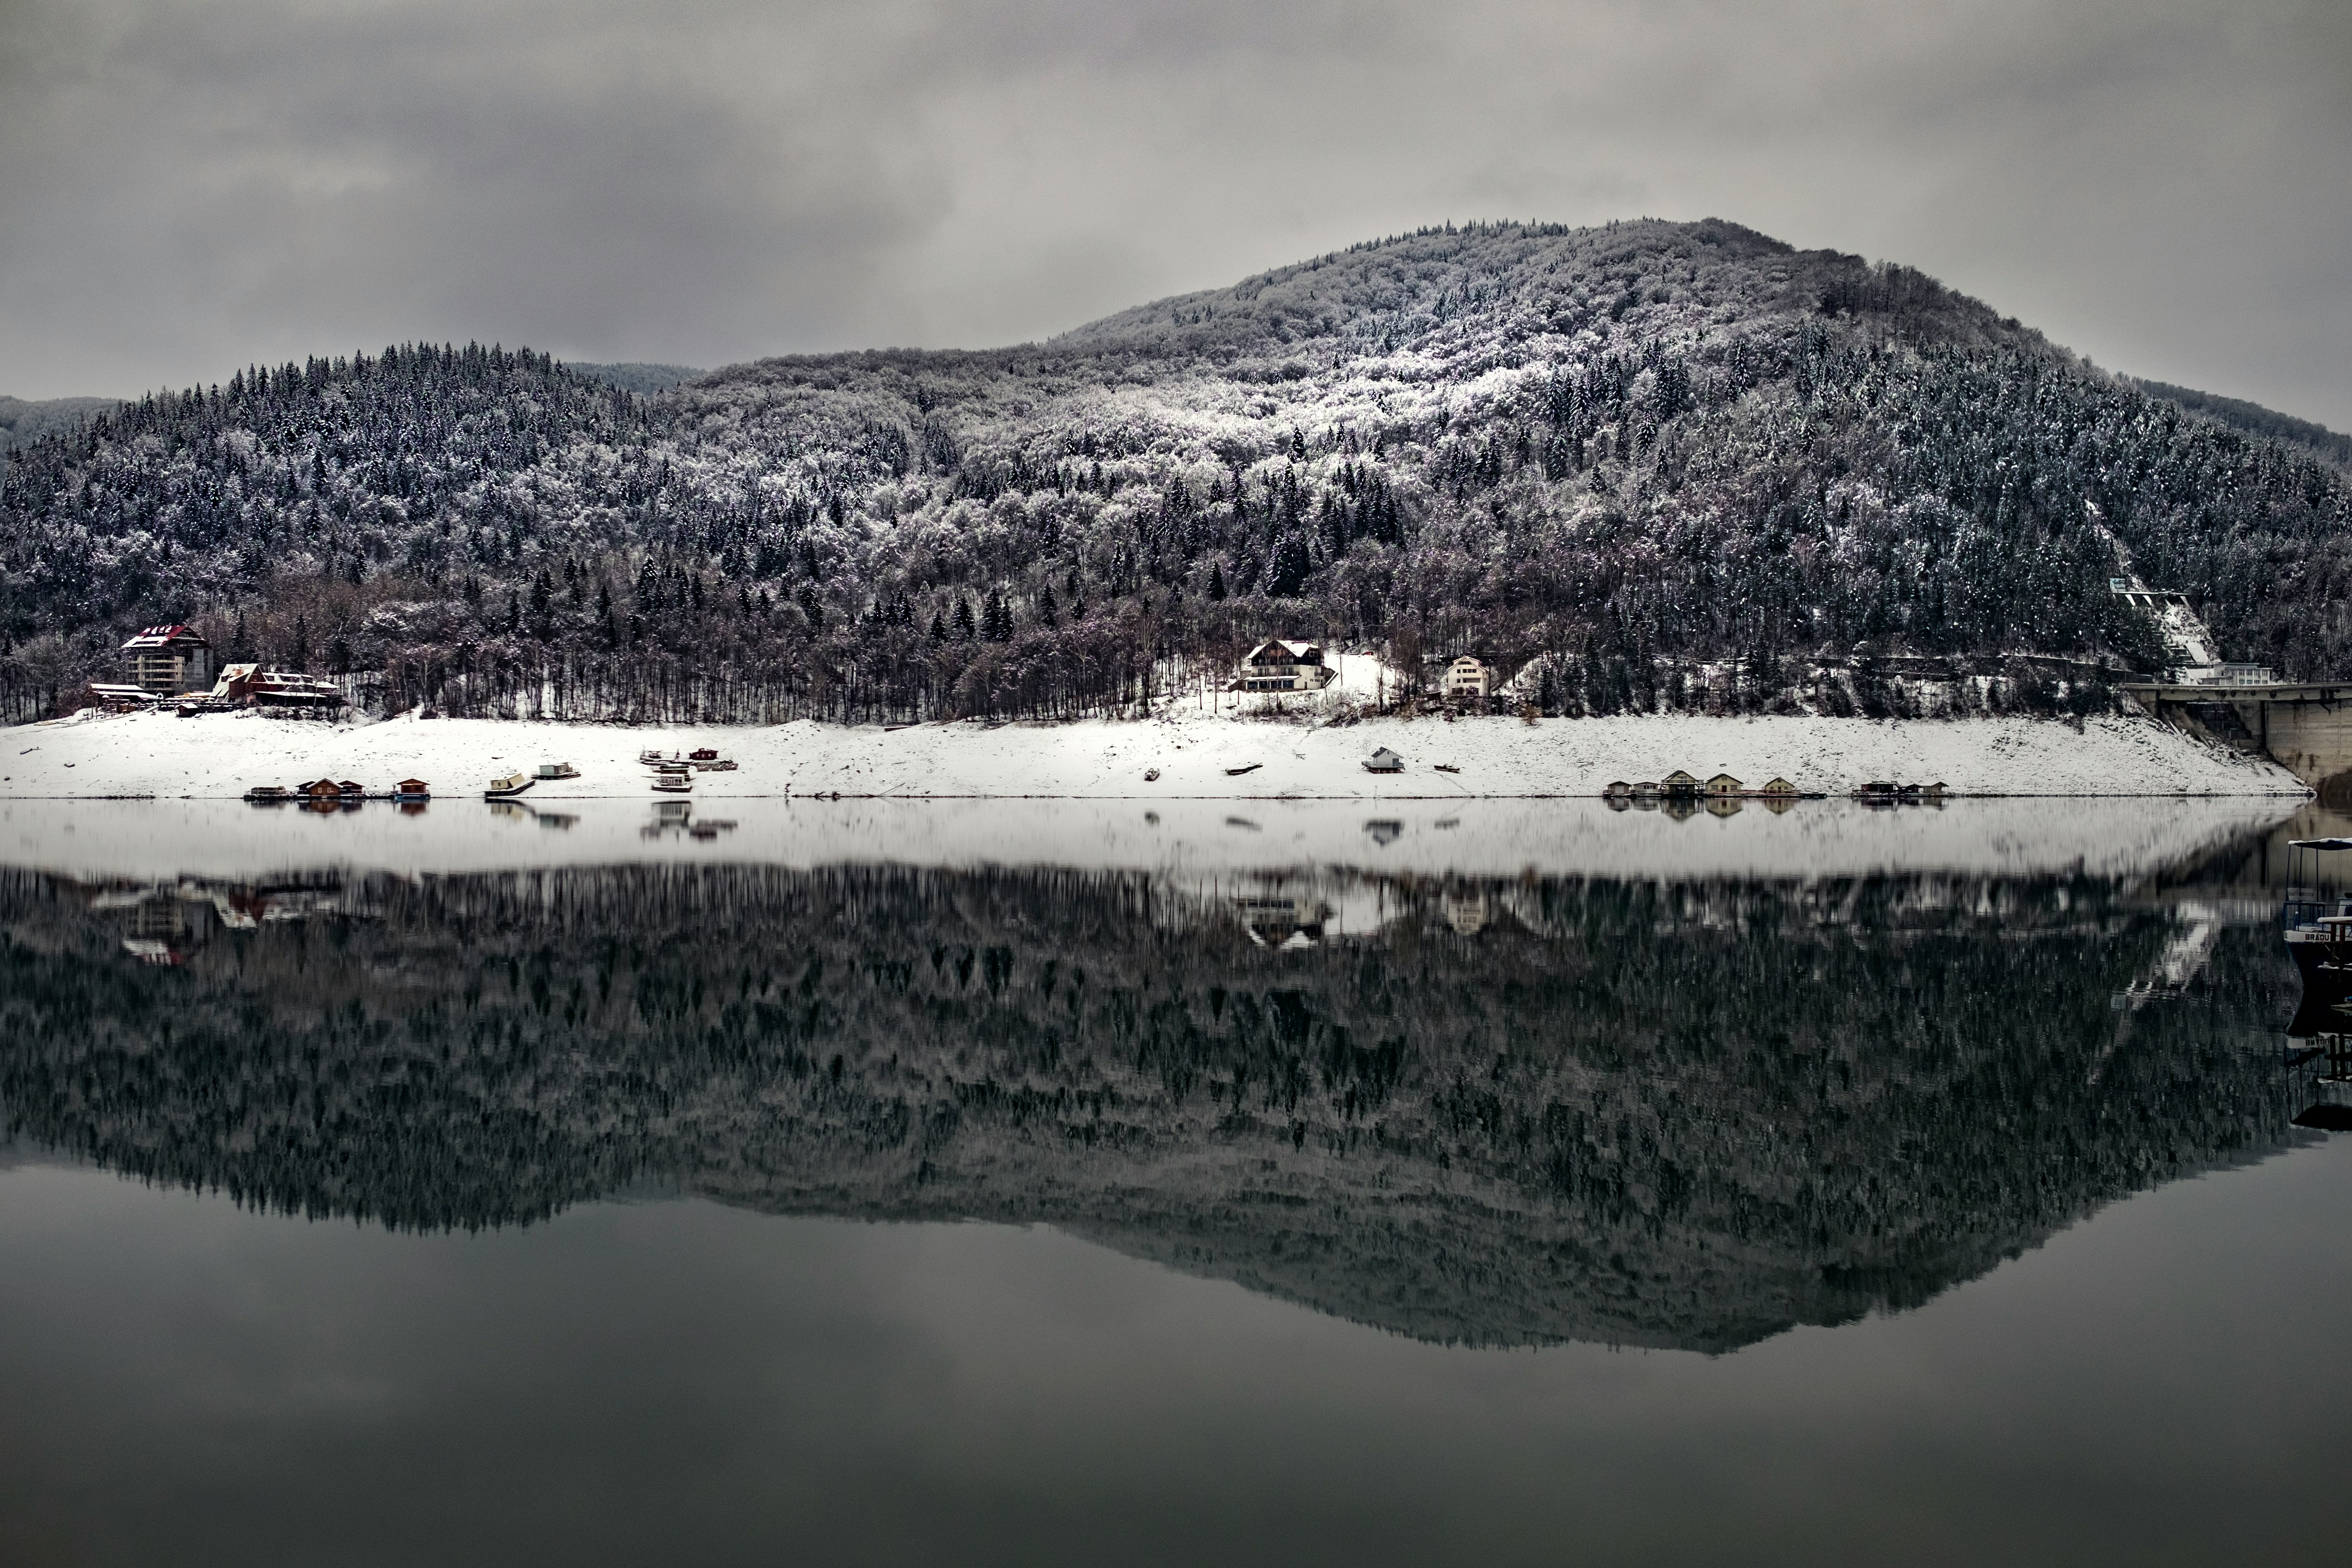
(1443, 655, 1495, 698)
(1231, 639, 1335, 692)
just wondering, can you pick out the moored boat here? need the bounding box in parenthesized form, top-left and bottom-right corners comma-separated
(243, 785, 291, 804)
(485, 772, 535, 799)
(2284, 838, 2352, 986)
(652, 773, 693, 793)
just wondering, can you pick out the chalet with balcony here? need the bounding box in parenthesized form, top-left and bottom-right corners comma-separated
(1232, 640, 1336, 692)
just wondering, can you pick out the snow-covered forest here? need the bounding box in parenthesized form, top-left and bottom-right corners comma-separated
(3, 219, 2347, 725)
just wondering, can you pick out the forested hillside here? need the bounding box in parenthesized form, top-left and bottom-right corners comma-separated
(4, 219, 2348, 724)
(2133, 379, 2352, 470)
(0, 395, 121, 461)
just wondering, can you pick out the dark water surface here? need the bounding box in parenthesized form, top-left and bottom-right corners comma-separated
(2, 804, 2348, 1565)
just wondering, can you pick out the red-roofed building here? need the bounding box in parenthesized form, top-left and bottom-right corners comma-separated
(120, 625, 213, 696)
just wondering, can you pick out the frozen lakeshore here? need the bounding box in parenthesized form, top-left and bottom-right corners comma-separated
(0, 705, 2302, 803)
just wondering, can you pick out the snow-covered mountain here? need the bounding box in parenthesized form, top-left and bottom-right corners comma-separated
(4, 219, 2347, 724)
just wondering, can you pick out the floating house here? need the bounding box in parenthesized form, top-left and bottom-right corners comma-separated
(1759, 777, 1798, 797)
(1231, 640, 1336, 692)
(1364, 747, 1406, 774)
(393, 779, 430, 801)
(1661, 770, 1701, 796)
(1705, 773, 1745, 796)
(1602, 780, 1632, 797)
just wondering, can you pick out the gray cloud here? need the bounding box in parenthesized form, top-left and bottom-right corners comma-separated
(1, 0, 2347, 426)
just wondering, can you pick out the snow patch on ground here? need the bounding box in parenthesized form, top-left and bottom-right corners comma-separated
(0, 705, 2301, 803)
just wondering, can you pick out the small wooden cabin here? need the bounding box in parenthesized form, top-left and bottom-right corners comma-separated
(336, 779, 365, 796)
(1602, 780, 1632, 797)
(300, 778, 341, 799)
(1363, 747, 1406, 774)
(394, 779, 430, 799)
(1660, 770, 1700, 796)
(1705, 773, 1744, 796)
(1760, 777, 1798, 797)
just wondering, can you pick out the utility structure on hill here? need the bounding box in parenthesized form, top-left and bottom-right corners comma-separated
(2107, 579, 2272, 686)
(2107, 579, 2352, 793)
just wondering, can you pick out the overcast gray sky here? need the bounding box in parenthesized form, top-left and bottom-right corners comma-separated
(3, 0, 2348, 425)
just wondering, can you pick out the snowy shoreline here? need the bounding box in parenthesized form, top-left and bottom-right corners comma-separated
(0, 705, 2303, 801)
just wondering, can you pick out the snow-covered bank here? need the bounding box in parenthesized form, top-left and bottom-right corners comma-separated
(0, 705, 2300, 801)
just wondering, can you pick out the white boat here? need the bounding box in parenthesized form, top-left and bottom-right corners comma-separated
(652, 774, 693, 793)
(535, 762, 580, 779)
(484, 772, 535, 799)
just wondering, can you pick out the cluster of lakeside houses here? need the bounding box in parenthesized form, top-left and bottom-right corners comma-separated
(93, 626, 343, 713)
(81, 577, 2291, 725)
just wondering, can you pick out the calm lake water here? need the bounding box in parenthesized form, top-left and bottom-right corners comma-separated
(2, 798, 2349, 1566)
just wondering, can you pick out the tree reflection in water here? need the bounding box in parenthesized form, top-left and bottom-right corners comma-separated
(0, 861, 2298, 1352)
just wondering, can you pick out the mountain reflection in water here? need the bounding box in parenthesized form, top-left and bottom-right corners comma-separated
(0, 861, 2296, 1353)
